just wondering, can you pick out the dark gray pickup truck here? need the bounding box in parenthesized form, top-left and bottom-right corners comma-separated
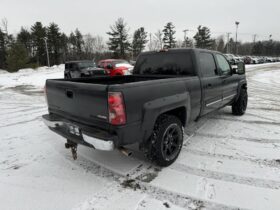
(43, 49, 247, 166)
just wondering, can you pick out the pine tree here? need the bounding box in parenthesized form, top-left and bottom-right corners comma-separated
(107, 18, 130, 58)
(31, 22, 47, 65)
(75, 29, 84, 57)
(132, 27, 147, 58)
(193, 26, 213, 49)
(69, 32, 77, 57)
(17, 27, 32, 57)
(47, 23, 62, 65)
(68, 29, 84, 59)
(0, 28, 7, 69)
(162, 22, 176, 49)
(216, 36, 225, 52)
(60, 33, 69, 62)
(252, 41, 264, 55)
(6, 42, 29, 72)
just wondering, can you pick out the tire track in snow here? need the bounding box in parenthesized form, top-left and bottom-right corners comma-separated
(68, 152, 239, 210)
(2, 109, 45, 122)
(0, 106, 45, 116)
(183, 149, 280, 169)
(209, 116, 280, 127)
(0, 116, 42, 128)
(171, 163, 280, 190)
(195, 132, 280, 144)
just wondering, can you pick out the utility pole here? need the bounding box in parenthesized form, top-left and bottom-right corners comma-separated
(253, 34, 257, 44)
(149, 33, 152, 51)
(226, 32, 232, 54)
(43, 37, 50, 67)
(183, 29, 189, 48)
(235, 21, 240, 55)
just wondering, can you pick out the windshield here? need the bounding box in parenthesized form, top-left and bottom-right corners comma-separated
(78, 61, 96, 69)
(134, 52, 194, 76)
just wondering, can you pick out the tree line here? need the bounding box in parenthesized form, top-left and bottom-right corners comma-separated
(0, 17, 280, 72)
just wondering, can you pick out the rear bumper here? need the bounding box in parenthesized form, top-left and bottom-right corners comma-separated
(42, 114, 114, 151)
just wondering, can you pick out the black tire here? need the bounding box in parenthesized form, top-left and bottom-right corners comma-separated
(147, 115, 183, 167)
(232, 88, 248, 116)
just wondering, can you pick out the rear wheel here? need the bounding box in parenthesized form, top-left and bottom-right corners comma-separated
(232, 88, 248, 116)
(147, 115, 183, 167)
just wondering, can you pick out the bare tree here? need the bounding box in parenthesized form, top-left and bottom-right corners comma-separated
(154, 30, 163, 49)
(148, 30, 164, 51)
(176, 39, 184, 48)
(84, 34, 106, 55)
(83, 34, 95, 56)
(93, 35, 106, 52)
(1, 18, 8, 34)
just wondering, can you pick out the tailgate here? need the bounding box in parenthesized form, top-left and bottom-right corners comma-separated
(46, 79, 109, 127)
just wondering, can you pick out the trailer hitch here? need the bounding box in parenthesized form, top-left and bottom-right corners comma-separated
(65, 140, 78, 160)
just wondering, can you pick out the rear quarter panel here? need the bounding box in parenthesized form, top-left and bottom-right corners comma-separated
(109, 77, 201, 143)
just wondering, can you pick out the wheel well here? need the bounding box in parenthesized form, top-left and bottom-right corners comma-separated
(161, 107, 186, 127)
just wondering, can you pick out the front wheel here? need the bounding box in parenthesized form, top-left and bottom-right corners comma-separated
(232, 88, 248, 116)
(148, 115, 183, 167)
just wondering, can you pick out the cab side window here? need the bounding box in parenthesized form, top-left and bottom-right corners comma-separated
(216, 54, 231, 75)
(199, 52, 217, 77)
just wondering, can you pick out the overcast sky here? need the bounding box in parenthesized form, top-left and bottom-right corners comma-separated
(1, 0, 279, 42)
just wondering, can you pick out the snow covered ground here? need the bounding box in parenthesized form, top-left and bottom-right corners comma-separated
(0, 63, 280, 210)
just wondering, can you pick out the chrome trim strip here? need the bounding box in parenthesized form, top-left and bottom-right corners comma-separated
(43, 118, 64, 128)
(83, 134, 114, 151)
(43, 117, 114, 151)
(223, 94, 237, 100)
(206, 99, 222, 107)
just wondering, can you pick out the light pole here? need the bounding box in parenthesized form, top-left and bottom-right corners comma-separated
(226, 32, 232, 53)
(183, 29, 189, 48)
(235, 21, 240, 55)
(43, 37, 50, 67)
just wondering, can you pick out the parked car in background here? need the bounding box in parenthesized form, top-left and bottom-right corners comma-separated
(64, 60, 107, 79)
(244, 56, 253, 64)
(98, 59, 133, 76)
(266, 57, 274, 62)
(251, 57, 260, 64)
(129, 60, 136, 65)
(224, 54, 236, 65)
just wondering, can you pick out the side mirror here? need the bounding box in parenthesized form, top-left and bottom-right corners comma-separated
(233, 62, 245, 75)
(237, 62, 245, 74)
(106, 64, 113, 69)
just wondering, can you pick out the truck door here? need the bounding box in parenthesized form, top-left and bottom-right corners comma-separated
(199, 52, 223, 115)
(215, 54, 238, 106)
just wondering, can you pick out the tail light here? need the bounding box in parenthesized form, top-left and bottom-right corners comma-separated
(108, 92, 126, 125)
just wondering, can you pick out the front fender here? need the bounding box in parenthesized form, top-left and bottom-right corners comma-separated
(141, 92, 191, 143)
(235, 79, 247, 102)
